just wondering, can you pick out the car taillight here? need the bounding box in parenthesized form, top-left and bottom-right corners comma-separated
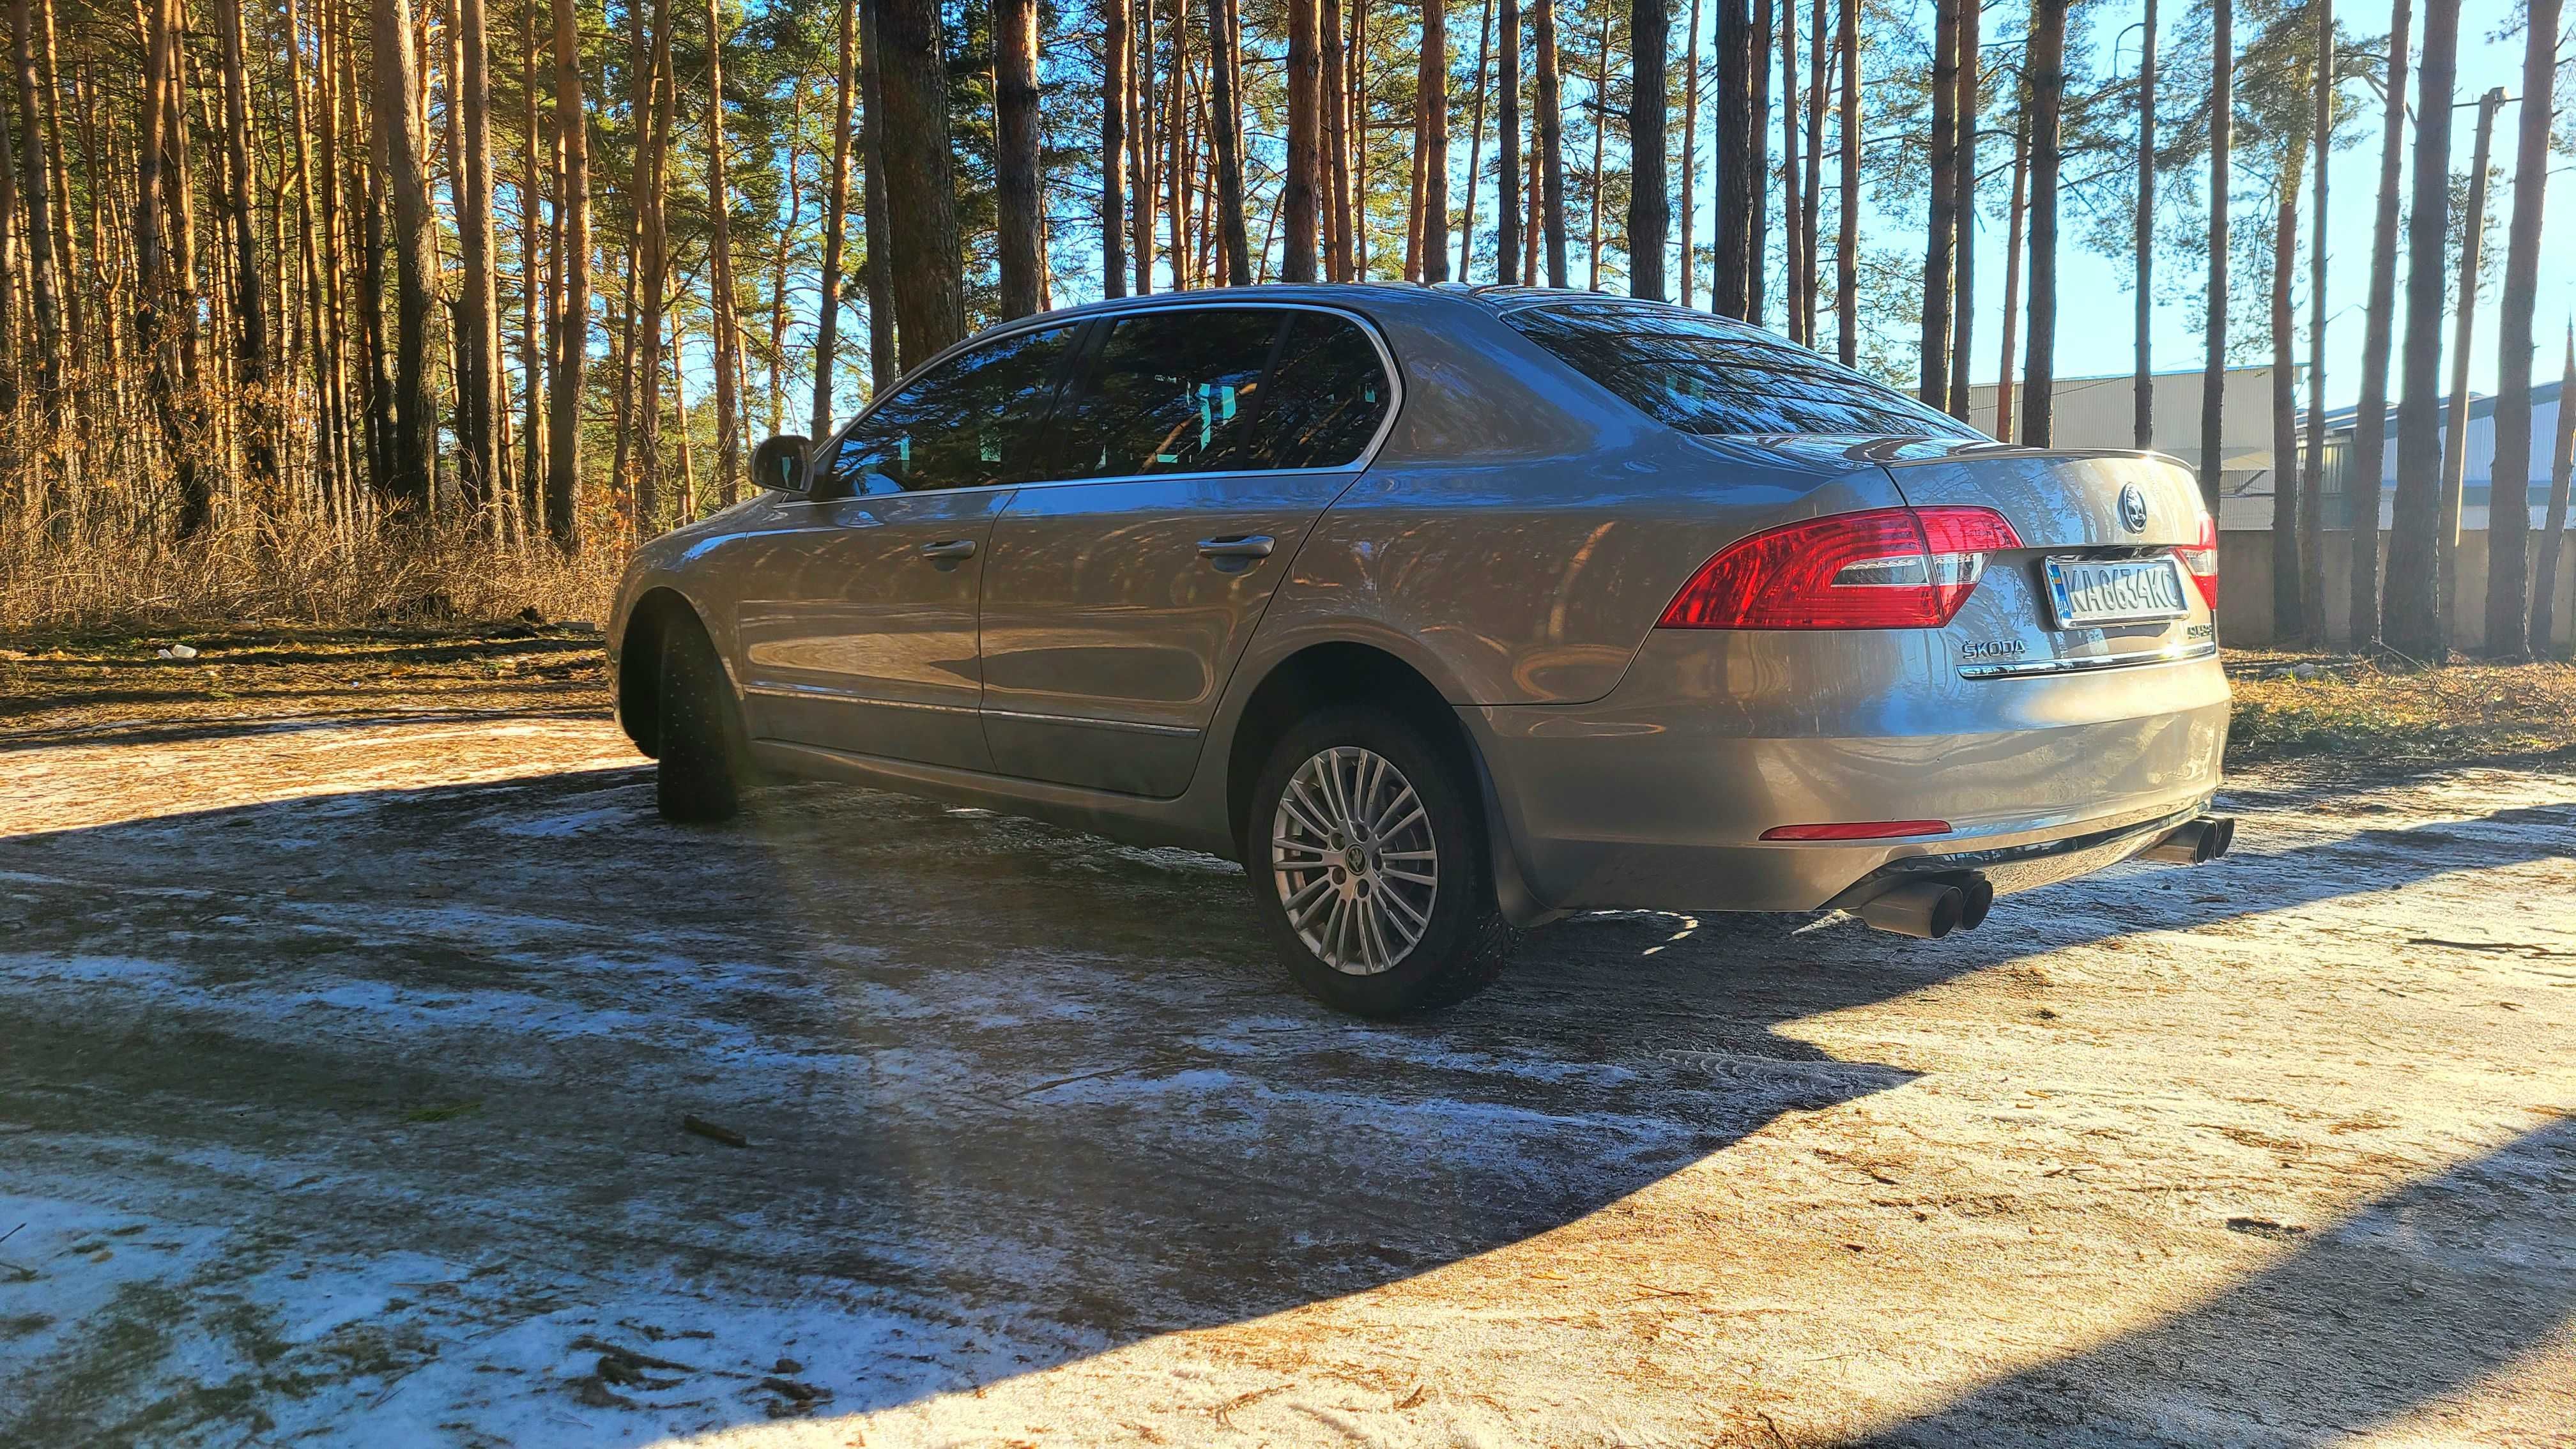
(2176, 514, 2220, 610)
(1656, 506, 2023, 630)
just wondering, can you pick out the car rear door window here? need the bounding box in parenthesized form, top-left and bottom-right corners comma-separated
(1503, 301, 1985, 441)
(1242, 311, 1392, 470)
(1055, 308, 1285, 478)
(827, 323, 1078, 494)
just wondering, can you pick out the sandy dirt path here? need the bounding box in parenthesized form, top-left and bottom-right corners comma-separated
(1, 689, 2571, 1446)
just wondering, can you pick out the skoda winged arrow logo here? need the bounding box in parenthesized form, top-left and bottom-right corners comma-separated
(2119, 484, 2150, 534)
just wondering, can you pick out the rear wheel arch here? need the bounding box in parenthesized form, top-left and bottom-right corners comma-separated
(1224, 642, 1477, 852)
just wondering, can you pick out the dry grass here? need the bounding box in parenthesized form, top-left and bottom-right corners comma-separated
(2226, 650, 2576, 767)
(0, 516, 627, 634)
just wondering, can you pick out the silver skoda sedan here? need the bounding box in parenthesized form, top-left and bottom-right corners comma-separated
(610, 285, 2232, 1016)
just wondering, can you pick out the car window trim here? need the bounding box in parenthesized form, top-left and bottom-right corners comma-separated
(782, 299, 1402, 505)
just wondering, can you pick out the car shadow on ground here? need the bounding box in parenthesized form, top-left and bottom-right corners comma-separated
(0, 762, 2567, 1441)
(1849, 1114, 2576, 1447)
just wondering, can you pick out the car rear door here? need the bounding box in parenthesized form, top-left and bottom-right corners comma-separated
(734, 321, 1079, 770)
(977, 305, 1396, 796)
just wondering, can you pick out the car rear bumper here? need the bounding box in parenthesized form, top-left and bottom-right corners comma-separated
(1464, 631, 2230, 914)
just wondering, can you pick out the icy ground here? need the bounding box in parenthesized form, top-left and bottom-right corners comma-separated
(1, 711, 2571, 1446)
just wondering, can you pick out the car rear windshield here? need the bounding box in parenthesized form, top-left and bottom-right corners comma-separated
(1502, 301, 1987, 441)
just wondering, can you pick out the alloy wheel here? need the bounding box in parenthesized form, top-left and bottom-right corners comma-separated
(1270, 745, 1440, 976)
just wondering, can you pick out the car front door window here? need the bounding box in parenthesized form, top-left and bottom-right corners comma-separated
(827, 323, 1078, 495)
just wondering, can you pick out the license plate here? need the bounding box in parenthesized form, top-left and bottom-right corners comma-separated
(2042, 556, 2190, 628)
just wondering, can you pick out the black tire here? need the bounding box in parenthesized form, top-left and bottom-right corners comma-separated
(654, 612, 754, 824)
(1246, 704, 1515, 1017)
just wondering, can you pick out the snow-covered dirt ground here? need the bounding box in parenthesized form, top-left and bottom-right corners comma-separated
(1, 705, 2572, 1446)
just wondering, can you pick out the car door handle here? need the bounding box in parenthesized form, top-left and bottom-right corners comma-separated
(1196, 535, 1275, 559)
(918, 539, 978, 560)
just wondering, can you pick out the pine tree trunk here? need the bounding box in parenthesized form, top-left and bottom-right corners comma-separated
(1102, 0, 1130, 296)
(879, 0, 966, 367)
(7, 0, 59, 433)
(2346, 0, 2408, 648)
(374, 0, 437, 512)
(1496, 0, 1521, 284)
(2269, 139, 2304, 643)
(1322, 0, 1354, 279)
(2297, 0, 2329, 641)
(1993, 108, 2027, 440)
(1533, 0, 1565, 285)
(809, 0, 854, 437)
(1800, 0, 1823, 344)
(861, 0, 895, 385)
(1284, 0, 1320, 279)
(455, 0, 501, 515)
(2018, 0, 2064, 447)
(1943, 0, 1975, 419)
(634, 0, 675, 529)
(2435, 88, 2499, 645)
(1206, 0, 1245, 282)
(704, 0, 742, 502)
(1917, 0, 1956, 405)
(995, 0, 1044, 313)
(1585, 14, 1606, 289)
(1133, 0, 1156, 293)
(545, 0, 588, 548)
(2488, 0, 2558, 656)
(2531, 327, 2574, 657)
(1628, 0, 1666, 299)
(1756, 0, 1776, 320)
(1712, 0, 1748, 316)
(1832, 0, 1855, 364)
(518, 0, 546, 526)
(2131, 0, 2154, 448)
(2195, 0, 2230, 514)
(1745, 0, 1767, 321)
(1459, 0, 1489, 282)
(1416, 0, 1450, 281)
(2382, 0, 2459, 660)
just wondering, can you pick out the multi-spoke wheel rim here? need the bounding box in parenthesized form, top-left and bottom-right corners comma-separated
(1270, 746, 1439, 976)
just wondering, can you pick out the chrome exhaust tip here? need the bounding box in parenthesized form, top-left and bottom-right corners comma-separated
(1859, 880, 1969, 940)
(2142, 815, 2236, 866)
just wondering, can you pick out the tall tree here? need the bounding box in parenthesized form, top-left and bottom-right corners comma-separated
(1496, 0, 1521, 283)
(2132, 0, 2156, 449)
(2196, 0, 2231, 514)
(373, 0, 436, 510)
(545, 0, 589, 546)
(1994, 107, 2028, 438)
(2297, 0, 2329, 640)
(1943, 0, 1977, 420)
(1535, 0, 1567, 284)
(1832, 0, 1856, 363)
(879, 0, 967, 367)
(1745, 0, 1769, 321)
(2382, 0, 2460, 660)
(1103, 0, 1131, 296)
(703, 0, 742, 502)
(2532, 325, 2575, 657)
(634, 0, 677, 526)
(1800, 0, 1825, 343)
(7, 0, 60, 435)
(810, 0, 856, 438)
(1460, 0, 1491, 281)
(1416, 0, 1450, 281)
(2490, 0, 2561, 656)
(1210, 0, 1253, 283)
(2345, 0, 2409, 648)
(1284, 0, 1321, 278)
(1629, 0, 1667, 298)
(2269, 130, 2306, 644)
(1918, 0, 1958, 407)
(1323, 0, 1354, 277)
(995, 0, 1044, 314)
(454, 0, 502, 511)
(861, 0, 895, 383)
(1712, 0, 1750, 316)
(2435, 87, 2501, 641)
(2019, 0, 2066, 447)
(1759, 0, 1780, 319)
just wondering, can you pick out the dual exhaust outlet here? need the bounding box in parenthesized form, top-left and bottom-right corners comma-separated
(1857, 813, 2236, 940)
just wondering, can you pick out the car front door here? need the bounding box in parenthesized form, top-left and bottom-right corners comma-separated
(977, 305, 1397, 795)
(736, 322, 1078, 770)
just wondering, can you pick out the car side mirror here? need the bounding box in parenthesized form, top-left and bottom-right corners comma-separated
(750, 434, 813, 494)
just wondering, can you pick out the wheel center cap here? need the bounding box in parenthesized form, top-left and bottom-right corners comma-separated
(1343, 845, 1368, 872)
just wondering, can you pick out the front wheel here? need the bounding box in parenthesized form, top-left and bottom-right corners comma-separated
(1246, 705, 1514, 1017)
(654, 612, 754, 824)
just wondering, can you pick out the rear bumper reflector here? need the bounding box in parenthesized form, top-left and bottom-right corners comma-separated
(1761, 820, 1952, 842)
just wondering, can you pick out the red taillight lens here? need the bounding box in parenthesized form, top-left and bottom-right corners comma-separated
(1656, 506, 2023, 630)
(2176, 514, 2220, 610)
